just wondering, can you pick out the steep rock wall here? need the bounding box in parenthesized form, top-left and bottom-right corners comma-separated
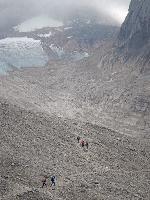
(118, 0, 150, 66)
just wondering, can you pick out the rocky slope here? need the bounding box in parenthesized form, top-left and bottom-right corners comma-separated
(0, 99, 150, 200)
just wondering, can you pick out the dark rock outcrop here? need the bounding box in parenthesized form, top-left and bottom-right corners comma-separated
(118, 0, 150, 66)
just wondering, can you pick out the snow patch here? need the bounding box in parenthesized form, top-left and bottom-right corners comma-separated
(72, 51, 89, 61)
(64, 27, 72, 30)
(50, 44, 65, 58)
(0, 37, 40, 44)
(49, 44, 89, 61)
(86, 20, 91, 24)
(14, 15, 63, 32)
(37, 32, 52, 38)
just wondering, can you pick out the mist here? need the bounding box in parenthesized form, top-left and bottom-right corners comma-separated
(0, 0, 131, 31)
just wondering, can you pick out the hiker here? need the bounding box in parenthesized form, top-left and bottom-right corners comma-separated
(42, 177, 47, 188)
(77, 136, 80, 143)
(51, 176, 56, 187)
(80, 139, 85, 147)
(85, 141, 89, 149)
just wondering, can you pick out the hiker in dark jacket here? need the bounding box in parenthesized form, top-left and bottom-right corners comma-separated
(77, 136, 80, 143)
(51, 176, 56, 186)
(85, 141, 89, 149)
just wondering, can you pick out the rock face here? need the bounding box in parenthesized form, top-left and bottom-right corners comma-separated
(118, 0, 150, 65)
(93, 0, 150, 135)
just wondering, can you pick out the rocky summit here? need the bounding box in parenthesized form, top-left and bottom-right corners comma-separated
(0, 0, 150, 200)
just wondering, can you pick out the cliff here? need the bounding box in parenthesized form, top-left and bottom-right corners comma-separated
(118, 0, 150, 66)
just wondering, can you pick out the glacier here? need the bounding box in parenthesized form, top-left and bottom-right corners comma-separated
(0, 37, 48, 74)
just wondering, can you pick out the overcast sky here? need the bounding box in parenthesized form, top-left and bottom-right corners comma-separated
(0, 0, 131, 30)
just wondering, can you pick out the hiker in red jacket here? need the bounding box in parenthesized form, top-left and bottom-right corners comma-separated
(80, 139, 85, 147)
(41, 177, 47, 188)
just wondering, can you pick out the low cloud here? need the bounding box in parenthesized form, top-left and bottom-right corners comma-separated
(0, 0, 131, 31)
